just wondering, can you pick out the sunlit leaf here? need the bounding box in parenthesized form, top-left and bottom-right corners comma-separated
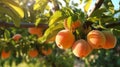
(49, 10, 64, 26)
(0, 6, 21, 27)
(84, 0, 92, 13)
(79, 0, 83, 4)
(87, 17, 100, 22)
(38, 22, 64, 43)
(67, 16, 72, 30)
(33, 0, 48, 11)
(35, 18, 41, 26)
(1, 0, 24, 18)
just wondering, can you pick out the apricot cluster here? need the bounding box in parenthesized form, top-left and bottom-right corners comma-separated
(28, 27, 43, 37)
(55, 20, 117, 58)
(87, 30, 117, 49)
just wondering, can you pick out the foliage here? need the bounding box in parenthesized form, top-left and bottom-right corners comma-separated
(84, 37, 120, 67)
(0, 0, 120, 67)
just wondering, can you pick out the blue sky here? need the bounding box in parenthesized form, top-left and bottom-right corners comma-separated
(58, 0, 120, 10)
(56, 0, 120, 18)
(111, 0, 120, 10)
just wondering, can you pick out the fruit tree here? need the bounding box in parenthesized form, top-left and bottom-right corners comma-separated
(0, 0, 120, 67)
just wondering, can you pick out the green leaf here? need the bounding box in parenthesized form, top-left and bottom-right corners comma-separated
(35, 18, 41, 26)
(4, 30, 10, 41)
(0, 6, 21, 27)
(104, 0, 114, 14)
(100, 16, 116, 23)
(90, 8, 106, 18)
(117, 58, 120, 65)
(112, 29, 120, 36)
(38, 22, 64, 43)
(67, 16, 73, 30)
(84, 0, 92, 13)
(79, 0, 83, 4)
(63, 0, 70, 6)
(49, 10, 64, 26)
(33, 0, 48, 11)
(87, 17, 100, 22)
(1, 0, 24, 18)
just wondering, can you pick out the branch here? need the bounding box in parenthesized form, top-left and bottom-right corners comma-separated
(93, 21, 120, 30)
(51, 0, 60, 12)
(0, 20, 49, 29)
(105, 21, 120, 28)
(88, 0, 104, 17)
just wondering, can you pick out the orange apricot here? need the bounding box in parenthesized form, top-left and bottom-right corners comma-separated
(63, 19, 81, 32)
(87, 30, 106, 49)
(41, 48, 52, 56)
(28, 49, 38, 58)
(72, 39, 92, 58)
(102, 31, 117, 49)
(28, 27, 43, 37)
(12, 34, 22, 41)
(1, 49, 11, 59)
(55, 29, 75, 49)
(71, 20, 81, 30)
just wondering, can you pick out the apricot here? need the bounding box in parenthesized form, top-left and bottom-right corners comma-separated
(28, 49, 38, 58)
(28, 27, 43, 37)
(63, 19, 81, 32)
(41, 48, 52, 56)
(1, 49, 11, 59)
(12, 34, 22, 41)
(102, 31, 117, 49)
(55, 29, 75, 49)
(71, 20, 81, 30)
(87, 30, 106, 49)
(72, 39, 92, 58)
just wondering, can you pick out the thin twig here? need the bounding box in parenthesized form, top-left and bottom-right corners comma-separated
(52, 0, 60, 11)
(88, 0, 104, 17)
(0, 20, 49, 29)
(105, 21, 120, 28)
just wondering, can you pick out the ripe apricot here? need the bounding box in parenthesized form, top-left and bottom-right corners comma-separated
(72, 39, 92, 58)
(102, 31, 117, 49)
(87, 30, 106, 49)
(63, 19, 81, 32)
(55, 29, 75, 49)
(1, 49, 11, 59)
(41, 48, 52, 56)
(28, 27, 43, 37)
(28, 49, 38, 58)
(71, 20, 81, 30)
(12, 34, 22, 41)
